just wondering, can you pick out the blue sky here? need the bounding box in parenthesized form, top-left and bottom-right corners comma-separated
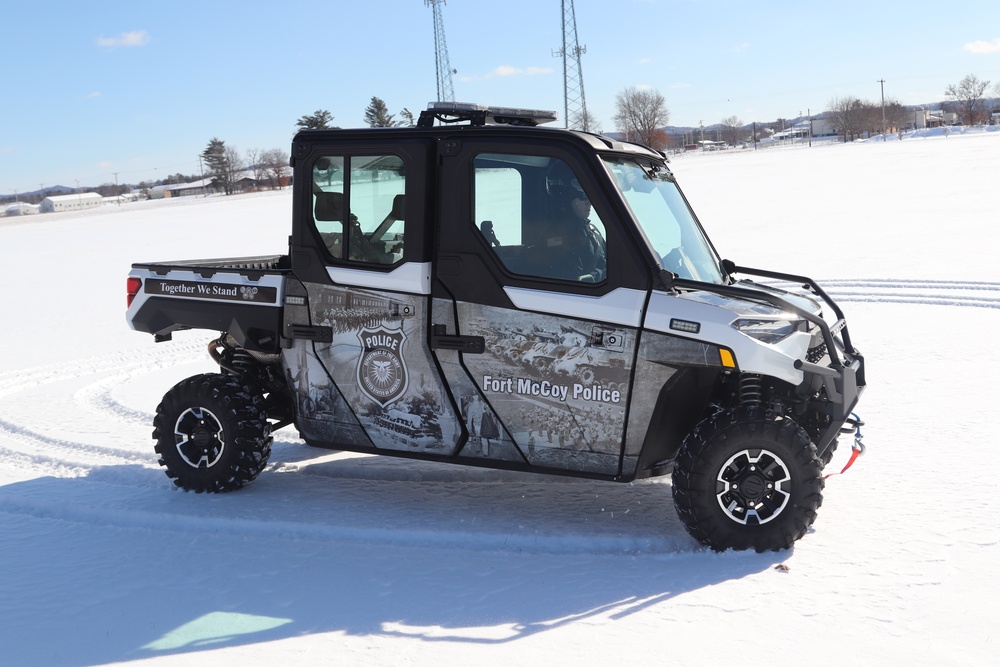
(2, 0, 999, 193)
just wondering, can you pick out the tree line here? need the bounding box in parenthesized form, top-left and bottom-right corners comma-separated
(194, 97, 412, 196)
(613, 73, 1000, 150)
(199, 139, 290, 196)
(197, 73, 1000, 197)
(823, 74, 998, 142)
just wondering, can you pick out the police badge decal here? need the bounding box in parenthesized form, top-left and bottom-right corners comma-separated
(356, 325, 408, 407)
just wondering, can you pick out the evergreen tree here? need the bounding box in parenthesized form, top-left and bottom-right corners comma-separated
(364, 97, 397, 127)
(202, 138, 237, 195)
(295, 109, 336, 130)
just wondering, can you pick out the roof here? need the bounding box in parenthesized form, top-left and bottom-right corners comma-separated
(43, 192, 102, 203)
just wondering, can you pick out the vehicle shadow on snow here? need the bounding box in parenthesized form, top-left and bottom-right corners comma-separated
(0, 460, 787, 666)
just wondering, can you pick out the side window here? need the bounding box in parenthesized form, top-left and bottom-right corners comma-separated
(473, 154, 607, 283)
(311, 154, 406, 265)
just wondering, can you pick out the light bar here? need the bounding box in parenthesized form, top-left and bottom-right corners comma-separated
(423, 102, 558, 127)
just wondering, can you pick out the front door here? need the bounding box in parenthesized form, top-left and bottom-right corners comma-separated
(433, 141, 650, 475)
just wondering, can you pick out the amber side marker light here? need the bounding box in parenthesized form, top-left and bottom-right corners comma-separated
(127, 277, 142, 307)
(719, 348, 737, 368)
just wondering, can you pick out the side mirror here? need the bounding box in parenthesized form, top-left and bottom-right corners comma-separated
(657, 268, 676, 291)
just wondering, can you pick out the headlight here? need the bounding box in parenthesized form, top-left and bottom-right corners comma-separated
(732, 318, 806, 344)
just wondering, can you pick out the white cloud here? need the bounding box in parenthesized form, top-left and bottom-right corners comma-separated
(97, 30, 151, 48)
(669, 82, 692, 90)
(638, 58, 653, 64)
(485, 65, 553, 79)
(83, 92, 101, 100)
(731, 42, 751, 53)
(964, 38, 1000, 54)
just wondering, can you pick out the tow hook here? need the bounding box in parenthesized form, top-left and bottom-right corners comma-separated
(827, 412, 866, 479)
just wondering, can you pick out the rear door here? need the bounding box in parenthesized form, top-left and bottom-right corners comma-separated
(284, 137, 464, 455)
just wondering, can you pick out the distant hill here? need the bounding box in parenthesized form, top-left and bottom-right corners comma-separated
(1, 185, 77, 204)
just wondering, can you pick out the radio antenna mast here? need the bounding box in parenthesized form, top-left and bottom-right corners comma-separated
(553, 0, 589, 130)
(425, 0, 456, 102)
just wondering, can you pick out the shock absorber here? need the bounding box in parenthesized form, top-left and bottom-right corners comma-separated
(738, 373, 763, 406)
(208, 334, 257, 377)
(229, 346, 256, 374)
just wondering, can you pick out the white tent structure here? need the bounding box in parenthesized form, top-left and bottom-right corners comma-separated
(39, 192, 102, 213)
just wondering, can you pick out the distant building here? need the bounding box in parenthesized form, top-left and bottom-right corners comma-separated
(3, 202, 40, 216)
(811, 117, 837, 137)
(39, 192, 103, 213)
(147, 179, 212, 199)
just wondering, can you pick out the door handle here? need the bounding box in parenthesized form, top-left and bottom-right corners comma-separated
(431, 324, 485, 354)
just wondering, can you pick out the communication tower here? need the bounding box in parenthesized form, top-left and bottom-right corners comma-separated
(553, 0, 589, 130)
(425, 0, 456, 102)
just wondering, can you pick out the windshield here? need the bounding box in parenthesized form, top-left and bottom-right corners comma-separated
(602, 156, 725, 284)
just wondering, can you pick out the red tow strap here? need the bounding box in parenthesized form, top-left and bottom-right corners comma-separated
(825, 414, 866, 479)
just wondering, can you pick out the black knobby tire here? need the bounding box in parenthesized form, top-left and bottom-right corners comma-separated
(152, 373, 272, 492)
(672, 406, 824, 552)
(819, 437, 839, 468)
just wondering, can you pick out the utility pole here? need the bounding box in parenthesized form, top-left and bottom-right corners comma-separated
(878, 79, 887, 141)
(425, 0, 455, 102)
(553, 0, 589, 130)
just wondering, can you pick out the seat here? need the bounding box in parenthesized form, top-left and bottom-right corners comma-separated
(368, 193, 405, 243)
(313, 191, 344, 222)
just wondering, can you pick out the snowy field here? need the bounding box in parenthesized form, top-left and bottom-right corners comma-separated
(2, 128, 999, 666)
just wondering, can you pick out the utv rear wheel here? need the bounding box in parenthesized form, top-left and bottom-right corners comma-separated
(672, 407, 824, 552)
(153, 373, 272, 492)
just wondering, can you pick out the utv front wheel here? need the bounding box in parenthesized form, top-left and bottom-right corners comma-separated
(153, 373, 272, 492)
(672, 407, 824, 552)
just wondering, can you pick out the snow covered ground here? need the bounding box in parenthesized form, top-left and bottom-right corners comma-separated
(2, 129, 998, 666)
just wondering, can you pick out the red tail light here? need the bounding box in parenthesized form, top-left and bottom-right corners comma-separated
(127, 277, 142, 307)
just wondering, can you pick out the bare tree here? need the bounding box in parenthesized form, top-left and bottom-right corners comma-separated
(882, 99, 909, 134)
(570, 109, 602, 134)
(245, 148, 266, 184)
(613, 87, 669, 149)
(945, 74, 990, 125)
(260, 149, 290, 189)
(224, 145, 246, 193)
(826, 96, 868, 141)
(720, 115, 744, 145)
(858, 100, 884, 137)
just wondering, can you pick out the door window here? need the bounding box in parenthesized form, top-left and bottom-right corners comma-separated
(311, 154, 406, 265)
(473, 154, 607, 283)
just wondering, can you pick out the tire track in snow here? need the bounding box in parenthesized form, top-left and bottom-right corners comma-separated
(0, 340, 207, 475)
(817, 278, 1000, 309)
(3, 280, 996, 553)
